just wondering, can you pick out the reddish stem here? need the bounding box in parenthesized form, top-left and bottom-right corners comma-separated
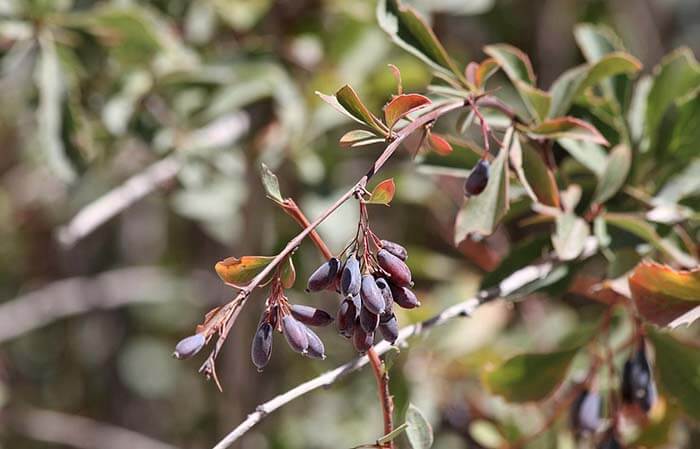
(281, 198, 333, 260)
(368, 347, 395, 449)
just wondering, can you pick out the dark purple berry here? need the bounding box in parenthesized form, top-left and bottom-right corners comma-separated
(290, 304, 334, 326)
(570, 389, 601, 434)
(375, 277, 394, 315)
(352, 327, 374, 353)
(360, 275, 385, 315)
(377, 249, 412, 287)
(281, 315, 309, 354)
(359, 306, 380, 333)
(251, 322, 273, 370)
(303, 327, 326, 360)
(337, 298, 356, 338)
(464, 159, 490, 196)
(306, 257, 341, 292)
(173, 333, 206, 359)
(341, 256, 361, 298)
(380, 240, 408, 261)
(390, 284, 420, 309)
(379, 314, 399, 343)
(621, 342, 656, 412)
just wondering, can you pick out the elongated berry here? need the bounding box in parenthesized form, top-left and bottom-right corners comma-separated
(360, 275, 385, 315)
(341, 256, 361, 298)
(621, 342, 656, 412)
(390, 284, 420, 309)
(352, 327, 374, 353)
(464, 159, 490, 196)
(303, 327, 326, 360)
(337, 298, 356, 338)
(281, 315, 309, 354)
(306, 258, 341, 292)
(375, 277, 394, 315)
(173, 333, 206, 359)
(380, 240, 408, 261)
(379, 314, 399, 343)
(377, 249, 412, 287)
(290, 304, 334, 326)
(251, 322, 273, 370)
(359, 306, 379, 333)
(570, 389, 601, 434)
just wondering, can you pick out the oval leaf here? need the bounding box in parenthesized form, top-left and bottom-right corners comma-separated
(592, 144, 631, 204)
(336, 85, 387, 135)
(483, 44, 536, 85)
(367, 178, 396, 205)
(629, 262, 700, 327)
(552, 213, 590, 261)
(427, 133, 453, 155)
(406, 403, 434, 449)
(475, 58, 499, 88)
(510, 135, 560, 207)
(280, 256, 296, 289)
(215, 256, 274, 287)
(261, 163, 283, 204)
(526, 117, 608, 145)
(384, 93, 431, 128)
(339, 129, 380, 148)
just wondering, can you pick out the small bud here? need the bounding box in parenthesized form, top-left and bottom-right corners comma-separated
(570, 389, 601, 435)
(390, 284, 420, 309)
(303, 327, 326, 360)
(360, 275, 385, 315)
(251, 322, 273, 370)
(359, 306, 380, 333)
(173, 333, 206, 359)
(377, 249, 412, 287)
(352, 326, 374, 353)
(290, 304, 334, 326)
(306, 258, 341, 292)
(380, 240, 408, 261)
(282, 315, 309, 354)
(379, 314, 399, 343)
(464, 159, 490, 196)
(341, 256, 362, 298)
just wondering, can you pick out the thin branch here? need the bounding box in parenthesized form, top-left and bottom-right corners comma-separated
(55, 112, 250, 248)
(0, 267, 213, 343)
(211, 258, 558, 449)
(367, 347, 394, 449)
(8, 406, 180, 449)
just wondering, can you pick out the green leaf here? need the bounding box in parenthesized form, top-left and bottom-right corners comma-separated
(558, 139, 607, 177)
(592, 144, 631, 204)
(454, 130, 511, 242)
(526, 117, 608, 145)
(629, 262, 700, 327)
(367, 178, 396, 205)
(483, 44, 536, 85)
(405, 403, 434, 449)
(482, 347, 580, 402)
(260, 163, 284, 204)
(377, 0, 462, 81)
(552, 213, 590, 261)
(377, 422, 409, 445)
(510, 135, 559, 207)
(335, 85, 387, 135)
(280, 256, 296, 289)
(603, 213, 697, 267)
(36, 32, 76, 182)
(654, 158, 700, 205)
(384, 93, 431, 128)
(645, 48, 700, 144)
(214, 256, 275, 287)
(647, 328, 700, 421)
(574, 23, 624, 63)
(514, 79, 551, 123)
(339, 129, 382, 148)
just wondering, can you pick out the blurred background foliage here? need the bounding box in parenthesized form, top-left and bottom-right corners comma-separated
(0, 0, 698, 448)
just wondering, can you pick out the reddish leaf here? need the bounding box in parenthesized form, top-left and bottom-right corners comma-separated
(384, 93, 432, 128)
(629, 261, 700, 327)
(475, 58, 499, 88)
(367, 178, 396, 205)
(428, 133, 453, 155)
(526, 117, 609, 145)
(388, 63, 403, 95)
(215, 255, 274, 288)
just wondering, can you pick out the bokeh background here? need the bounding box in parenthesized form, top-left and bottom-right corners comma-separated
(0, 0, 698, 448)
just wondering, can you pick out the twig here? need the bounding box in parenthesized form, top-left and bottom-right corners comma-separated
(211, 258, 558, 449)
(368, 347, 394, 448)
(8, 406, 180, 449)
(55, 112, 250, 248)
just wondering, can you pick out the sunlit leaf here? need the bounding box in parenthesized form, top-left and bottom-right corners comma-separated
(552, 213, 590, 261)
(483, 44, 536, 85)
(629, 262, 700, 327)
(384, 93, 431, 128)
(367, 178, 396, 205)
(526, 117, 608, 145)
(280, 256, 296, 289)
(406, 403, 434, 449)
(558, 138, 607, 176)
(427, 133, 453, 155)
(215, 256, 275, 287)
(574, 23, 624, 63)
(510, 135, 559, 207)
(592, 144, 631, 204)
(335, 85, 387, 135)
(469, 420, 505, 449)
(647, 328, 700, 420)
(377, 422, 409, 445)
(475, 57, 499, 88)
(261, 163, 283, 204)
(514, 79, 551, 123)
(339, 129, 381, 148)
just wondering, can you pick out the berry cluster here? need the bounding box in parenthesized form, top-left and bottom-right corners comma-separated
(569, 338, 657, 448)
